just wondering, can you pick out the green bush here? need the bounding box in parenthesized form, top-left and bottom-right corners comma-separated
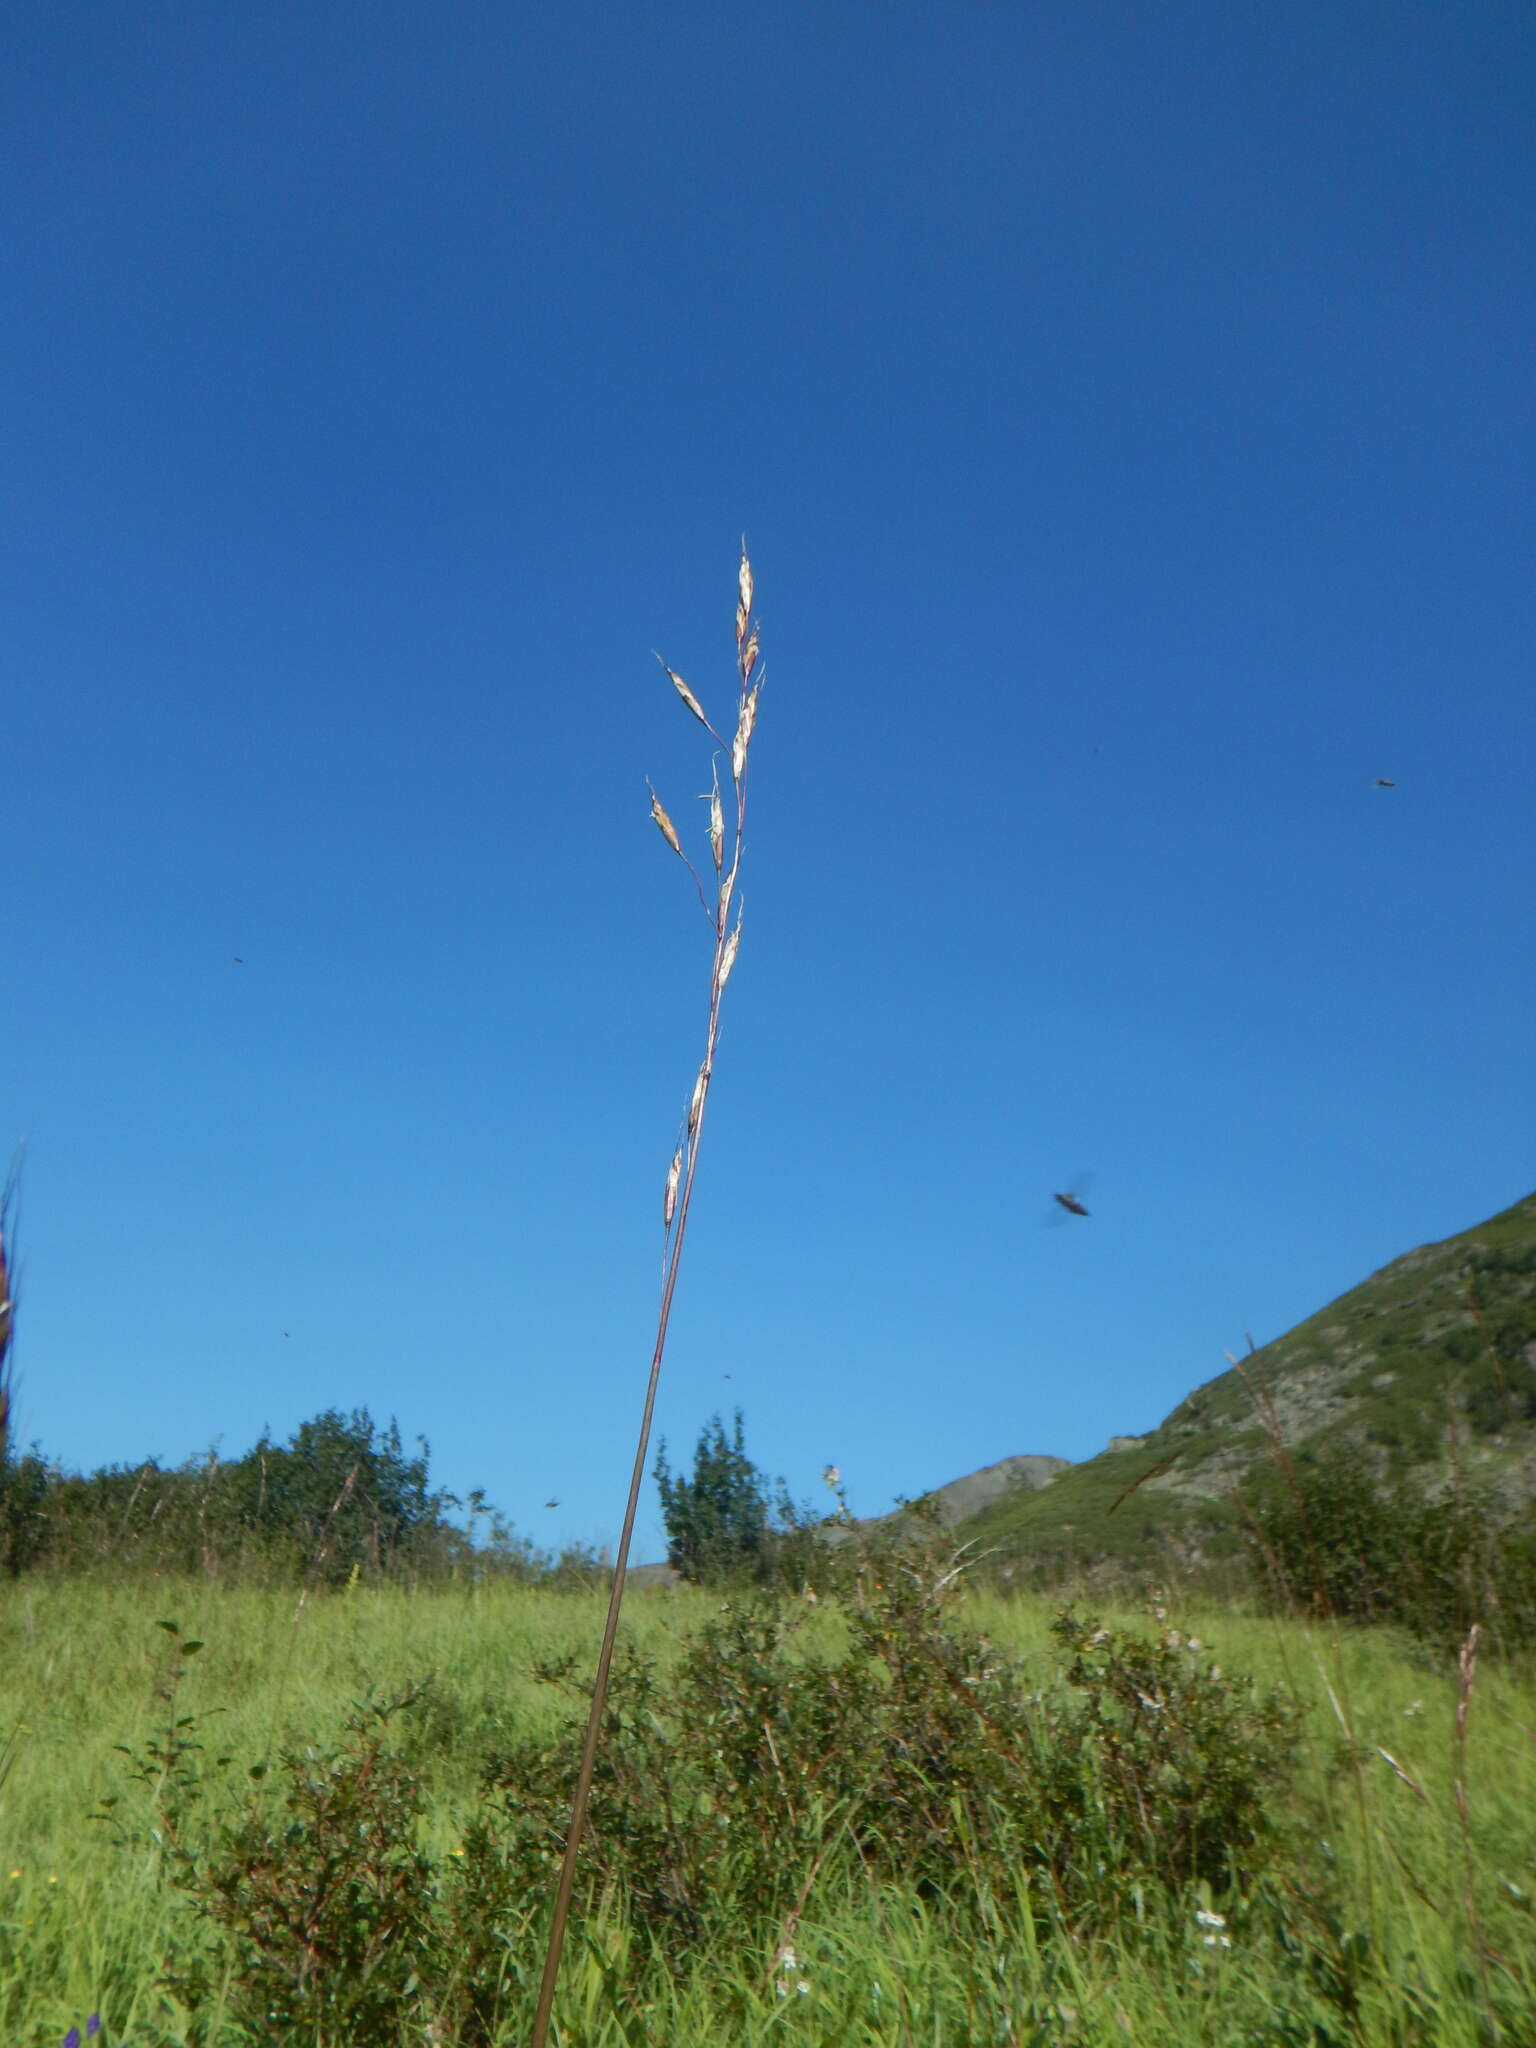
(1241, 1447, 1536, 1648)
(473, 1570, 1303, 1963)
(147, 1565, 1305, 2038)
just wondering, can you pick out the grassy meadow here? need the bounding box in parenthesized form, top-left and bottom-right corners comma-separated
(2, 1572, 1534, 2046)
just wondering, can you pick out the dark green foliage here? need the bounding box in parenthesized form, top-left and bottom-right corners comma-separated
(0, 1444, 49, 1579)
(653, 1408, 782, 1584)
(474, 1570, 1303, 1965)
(0, 1406, 590, 1586)
(144, 1563, 1307, 2041)
(1240, 1447, 1536, 1648)
(224, 1408, 441, 1583)
(167, 1684, 440, 2044)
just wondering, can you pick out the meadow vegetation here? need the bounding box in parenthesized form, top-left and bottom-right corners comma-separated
(2, 1544, 1534, 2046)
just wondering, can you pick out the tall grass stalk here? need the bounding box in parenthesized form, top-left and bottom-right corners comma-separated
(528, 546, 763, 2048)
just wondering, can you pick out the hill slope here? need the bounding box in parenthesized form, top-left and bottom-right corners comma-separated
(954, 1190, 1536, 1574)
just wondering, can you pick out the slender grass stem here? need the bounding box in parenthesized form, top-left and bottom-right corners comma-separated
(528, 548, 761, 2048)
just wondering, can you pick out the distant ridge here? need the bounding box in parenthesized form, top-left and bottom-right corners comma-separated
(945, 1189, 1536, 1573)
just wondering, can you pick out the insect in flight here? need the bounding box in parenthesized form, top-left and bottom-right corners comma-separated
(544, 1498, 560, 1509)
(1052, 1190, 1090, 1217)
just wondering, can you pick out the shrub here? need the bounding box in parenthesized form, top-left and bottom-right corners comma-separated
(1241, 1447, 1536, 1648)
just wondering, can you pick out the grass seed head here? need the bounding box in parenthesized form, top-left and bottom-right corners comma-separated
(707, 768, 724, 870)
(647, 782, 683, 856)
(719, 916, 742, 989)
(655, 654, 711, 732)
(732, 685, 759, 781)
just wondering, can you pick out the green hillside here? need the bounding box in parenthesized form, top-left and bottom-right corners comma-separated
(958, 1189, 1536, 1575)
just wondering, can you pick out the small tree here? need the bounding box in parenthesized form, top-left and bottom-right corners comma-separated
(654, 1410, 777, 1585)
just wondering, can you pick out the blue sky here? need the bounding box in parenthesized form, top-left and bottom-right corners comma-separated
(6, 1, 1533, 1561)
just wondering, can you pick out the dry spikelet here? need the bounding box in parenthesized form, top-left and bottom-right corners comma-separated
(732, 685, 759, 782)
(708, 767, 724, 872)
(1376, 1748, 1428, 1801)
(687, 1063, 708, 1136)
(663, 1149, 682, 1228)
(718, 868, 735, 922)
(654, 654, 711, 732)
(741, 629, 759, 683)
(738, 546, 754, 626)
(647, 783, 682, 856)
(719, 914, 742, 989)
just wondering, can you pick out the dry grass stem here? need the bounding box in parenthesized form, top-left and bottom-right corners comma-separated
(528, 546, 764, 2048)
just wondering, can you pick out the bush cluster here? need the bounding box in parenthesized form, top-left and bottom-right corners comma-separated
(0, 1408, 598, 1587)
(149, 1565, 1303, 2043)
(1241, 1447, 1536, 1648)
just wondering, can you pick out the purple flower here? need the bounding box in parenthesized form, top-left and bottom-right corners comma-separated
(88, 2022, 102, 2040)
(63, 2031, 79, 2048)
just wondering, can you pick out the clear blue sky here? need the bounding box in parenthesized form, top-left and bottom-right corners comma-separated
(6, 1, 1533, 1561)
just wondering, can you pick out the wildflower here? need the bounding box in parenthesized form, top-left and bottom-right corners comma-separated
(773, 1941, 811, 1997)
(1403, 1698, 1424, 1717)
(1196, 1908, 1232, 1949)
(822, 1465, 841, 1488)
(1186, 1637, 1203, 1653)
(7, 1868, 18, 1880)
(47, 1873, 58, 1884)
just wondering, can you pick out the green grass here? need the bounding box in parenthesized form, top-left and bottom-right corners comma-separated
(2, 1576, 1534, 2045)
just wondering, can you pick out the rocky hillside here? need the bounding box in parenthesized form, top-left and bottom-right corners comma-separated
(948, 1189, 1536, 1575)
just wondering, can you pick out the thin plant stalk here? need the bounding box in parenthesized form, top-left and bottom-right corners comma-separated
(529, 547, 761, 2048)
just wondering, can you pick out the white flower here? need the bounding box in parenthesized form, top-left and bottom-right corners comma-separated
(1197, 1910, 1232, 1950)
(822, 1465, 841, 1488)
